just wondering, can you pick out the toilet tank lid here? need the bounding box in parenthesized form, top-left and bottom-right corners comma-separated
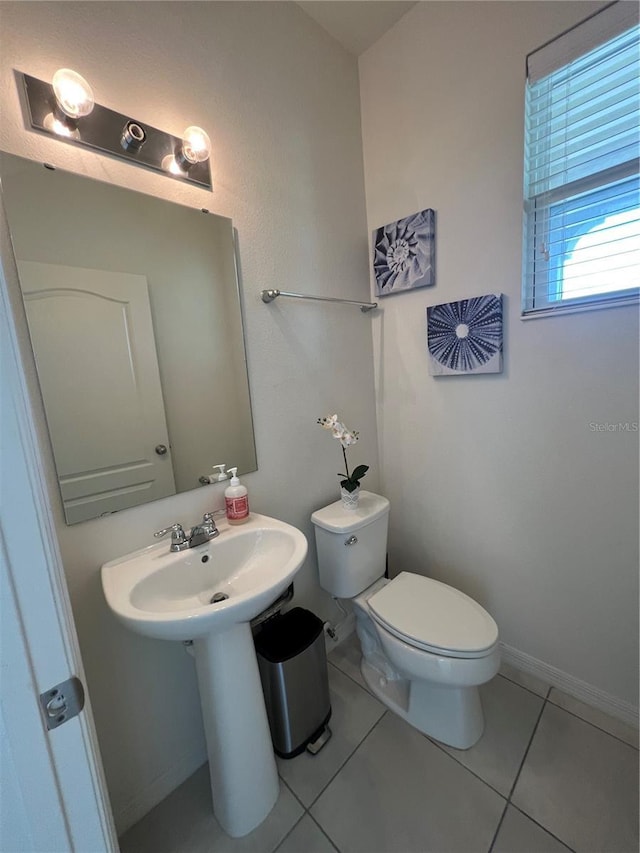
(311, 490, 390, 533)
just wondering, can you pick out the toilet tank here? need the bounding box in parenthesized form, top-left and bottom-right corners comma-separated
(311, 491, 390, 599)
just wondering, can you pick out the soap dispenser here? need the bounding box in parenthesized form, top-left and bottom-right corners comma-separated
(211, 464, 228, 483)
(225, 467, 249, 524)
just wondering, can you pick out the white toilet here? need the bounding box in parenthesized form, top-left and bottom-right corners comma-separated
(311, 491, 500, 749)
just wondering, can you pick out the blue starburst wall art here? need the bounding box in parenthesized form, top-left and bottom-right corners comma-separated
(427, 294, 503, 376)
(373, 209, 435, 297)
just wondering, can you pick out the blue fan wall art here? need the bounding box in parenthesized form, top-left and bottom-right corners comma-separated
(373, 209, 435, 297)
(427, 294, 503, 375)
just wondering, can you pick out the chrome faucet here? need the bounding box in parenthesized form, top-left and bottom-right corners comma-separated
(187, 512, 220, 548)
(154, 522, 189, 552)
(154, 513, 220, 552)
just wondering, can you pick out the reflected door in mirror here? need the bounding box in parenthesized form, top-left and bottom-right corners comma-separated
(19, 261, 176, 522)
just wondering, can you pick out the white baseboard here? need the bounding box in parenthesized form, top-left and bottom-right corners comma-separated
(500, 642, 639, 728)
(115, 746, 207, 836)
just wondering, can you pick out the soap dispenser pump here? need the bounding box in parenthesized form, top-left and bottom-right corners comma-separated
(212, 464, 228, 482)
(225, 467, 249, 524)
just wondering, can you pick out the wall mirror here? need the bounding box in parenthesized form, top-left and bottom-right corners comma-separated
(0, 152, 257, 524)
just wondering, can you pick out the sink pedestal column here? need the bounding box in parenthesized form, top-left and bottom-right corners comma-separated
(193, 622, 279, 837)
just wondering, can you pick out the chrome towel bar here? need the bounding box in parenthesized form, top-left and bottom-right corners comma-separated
(261, 289, 377, 313)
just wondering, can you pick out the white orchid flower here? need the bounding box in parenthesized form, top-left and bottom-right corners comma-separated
(339, 430, 359, 448)
(317, 413, 368, 493)
(318, 414, 339, 431)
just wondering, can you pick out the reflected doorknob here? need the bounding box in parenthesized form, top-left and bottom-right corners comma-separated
(155, 444, 168, 455)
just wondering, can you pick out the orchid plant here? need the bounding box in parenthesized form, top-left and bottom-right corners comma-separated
(317, 414, 369, 493)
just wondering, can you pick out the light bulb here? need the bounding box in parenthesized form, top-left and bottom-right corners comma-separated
(181, 126, 211, 165)
(52, 69, 94, 120)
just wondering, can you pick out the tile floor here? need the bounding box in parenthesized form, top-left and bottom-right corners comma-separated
(120, 635, 639, 853)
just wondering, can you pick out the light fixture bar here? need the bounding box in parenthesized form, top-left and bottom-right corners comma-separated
(20, 72, 212, 190)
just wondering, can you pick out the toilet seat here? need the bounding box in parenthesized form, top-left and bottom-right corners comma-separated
(367, 572, 499, 659)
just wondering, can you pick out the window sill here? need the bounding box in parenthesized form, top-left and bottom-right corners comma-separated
(521, 290, 639, 320)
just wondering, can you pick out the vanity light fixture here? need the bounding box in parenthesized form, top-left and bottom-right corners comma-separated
(19, 69, 212, 190)
(42, 68, 95, 141)
(178, 126, 212, 168)
(162, 125, 212, 176)
(52, 68, 95, 122)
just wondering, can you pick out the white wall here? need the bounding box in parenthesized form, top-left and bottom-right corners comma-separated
(360, 2, 639, 707)
(0, 1, 378, 831)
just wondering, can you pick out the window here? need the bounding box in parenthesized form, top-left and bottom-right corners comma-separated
(522, 3, 639, 317)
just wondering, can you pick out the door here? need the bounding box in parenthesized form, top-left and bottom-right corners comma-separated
(1, 226, 117, 850)
(18, 261, 176, 523)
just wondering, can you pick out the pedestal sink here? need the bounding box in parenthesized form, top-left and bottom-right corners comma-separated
(101, 513, 308, 837)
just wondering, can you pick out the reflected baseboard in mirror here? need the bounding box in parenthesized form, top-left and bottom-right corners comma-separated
(0, 152, 257, 524)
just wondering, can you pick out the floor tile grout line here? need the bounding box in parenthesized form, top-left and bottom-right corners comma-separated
(306, 709, 389, 812)
(424, 734, 510, 801)
(270, 807, 306, 853)
(505, 695, 548, 803)
(485, 697, 549, 853)
(327, 658, 374, 697)
(307, 811, 341, 852)
(544, 696, 639, 751)
(486, 799, 510, 853)
(327, 658, 359, 684)
(279, 773, 341, 852)
(278, 775, 308, 813)
(496, 672, 638, 751)
(498, 670, 552, 701)
(508, 802, 578, 853)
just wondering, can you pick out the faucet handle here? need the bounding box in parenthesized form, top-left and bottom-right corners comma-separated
(201, 511, 219, 528)
(201, 512, 221, 538)
(154, 522, 188, 551)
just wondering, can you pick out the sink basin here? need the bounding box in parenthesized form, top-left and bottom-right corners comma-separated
(101, 512, 308, 839)
(102, 513, 307, 641)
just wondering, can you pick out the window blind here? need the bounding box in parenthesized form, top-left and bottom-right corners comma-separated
(522, 2, 640, 317)
(527, 1, 639, 82)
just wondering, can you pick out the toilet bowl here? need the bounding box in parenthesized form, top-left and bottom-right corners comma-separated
(354, 573, 500, 748)
(311, 491, 500, 749)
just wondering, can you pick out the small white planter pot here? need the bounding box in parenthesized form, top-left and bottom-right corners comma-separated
(340, 486, 360, 510)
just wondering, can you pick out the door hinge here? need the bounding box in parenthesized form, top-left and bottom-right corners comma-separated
(39, 676, 85, 730)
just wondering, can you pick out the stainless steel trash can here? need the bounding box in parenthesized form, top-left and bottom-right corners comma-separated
(255, 607, 332, 758)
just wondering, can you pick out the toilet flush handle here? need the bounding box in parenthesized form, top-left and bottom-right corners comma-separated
(344, 535, 358, 546)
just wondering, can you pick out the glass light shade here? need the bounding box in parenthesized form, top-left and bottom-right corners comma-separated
(52, 69, 95, 120)
(181, 126, 211, 164)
